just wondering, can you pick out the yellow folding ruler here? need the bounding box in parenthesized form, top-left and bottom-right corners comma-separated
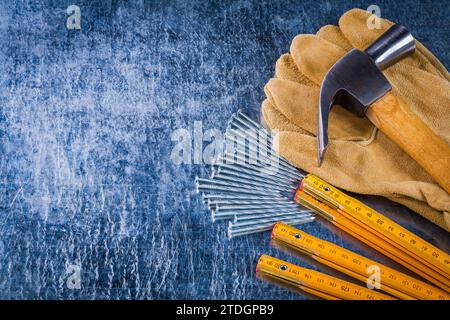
(295, 174, 450, 293)
(271, 222, 450, 300)
(256, 254, 395, 300)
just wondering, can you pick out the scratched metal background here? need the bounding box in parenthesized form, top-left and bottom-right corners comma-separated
(0, 0, 448, 299)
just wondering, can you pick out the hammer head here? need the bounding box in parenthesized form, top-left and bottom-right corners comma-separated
(317, 25, 415, 165)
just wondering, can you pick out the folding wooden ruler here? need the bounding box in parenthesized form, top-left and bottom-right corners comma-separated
(257, 174, 450, 299)
(295, 174, 450, 293)
(270, 222, 449, 300)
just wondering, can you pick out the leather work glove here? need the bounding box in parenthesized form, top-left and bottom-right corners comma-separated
(261, 8, 450, 231)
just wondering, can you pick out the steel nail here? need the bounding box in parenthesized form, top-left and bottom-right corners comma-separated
(227, 216, 315, 238)
(233, 211, 312, 222)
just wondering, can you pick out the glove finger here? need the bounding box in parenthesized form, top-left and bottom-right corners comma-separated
(264, 78, 374, 140)
(271, 45, 374, 141)
(338, 9, 393, 50)
(316, 24, 353, 51)
(290, 29, 447, 89)
(289, 31, 450, 140)
(261, 99, 308, 134)
(339, 8, 448, 79)
(415, 41, 450, 81)
(275, 53, 317, 87)
(274, 130, 450, 213)
(290, 34, 346, 85)
(276, 25, 356, 85)
(264, 78, 317, 134)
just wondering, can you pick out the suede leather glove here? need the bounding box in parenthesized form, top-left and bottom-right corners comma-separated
(261, 8, 450, 231)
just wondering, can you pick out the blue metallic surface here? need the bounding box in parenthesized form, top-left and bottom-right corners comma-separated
(0, 0, 448, 299)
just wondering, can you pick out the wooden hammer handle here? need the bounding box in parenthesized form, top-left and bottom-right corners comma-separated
(366, 91, 450, 194)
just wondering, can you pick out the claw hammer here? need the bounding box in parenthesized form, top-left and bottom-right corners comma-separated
(317, 25, 450, 194)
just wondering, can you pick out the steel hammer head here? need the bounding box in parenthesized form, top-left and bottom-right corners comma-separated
(317, 25, 415, 165)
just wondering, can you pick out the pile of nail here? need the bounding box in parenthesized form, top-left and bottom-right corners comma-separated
(196, 111, 314, 238)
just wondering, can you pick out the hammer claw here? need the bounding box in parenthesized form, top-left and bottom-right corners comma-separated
(317, 115, 328, 167)
(316, 24, 414, 166)
(317, 79, 333, 167)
